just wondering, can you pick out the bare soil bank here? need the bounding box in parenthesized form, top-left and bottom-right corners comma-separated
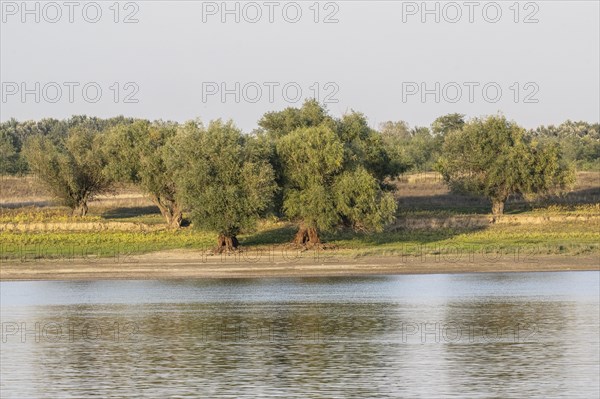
(1, 251, 598, 281)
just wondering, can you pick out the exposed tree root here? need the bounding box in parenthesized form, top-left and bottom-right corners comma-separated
(216, 235, 239, 254)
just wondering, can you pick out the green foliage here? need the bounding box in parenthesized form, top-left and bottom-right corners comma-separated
(258, 98, 335, 139)
(257, 100, 338, 214)
(380, 122, 441, 172)
(379, 121, 412, 170)
(277, 125, 344, 187)
(270, 102, 400, 239)
(338, 112, 405, 181)
(378, 113, 464, 173)
(0, 115, 138, 175)
(530, 121, 600, 171)
(102, 120, 183, 227)
(22, 128, 112, 215)
(3, 113, 597, 178)
(406, 127, 442, 171)
(438, 115, 575, 216)
(333, 167, 397, 232)
(104, 121, 177, 195)
(0, 132, 19, 174)
(4, 109, 597, 252)
(0, 120, 31, 174)
(167, 120, 277, 240)
(431, 113, 465, 136)
(277, 125, 344, 231)
(379, 121, 412, 140)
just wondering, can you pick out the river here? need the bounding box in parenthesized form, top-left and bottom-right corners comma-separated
(1, 271, 599, 398)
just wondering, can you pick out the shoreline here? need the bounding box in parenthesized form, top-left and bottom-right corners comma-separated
(1, 251, 598, 281)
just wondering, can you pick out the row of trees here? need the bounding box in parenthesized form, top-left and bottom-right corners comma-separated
(18, 101, 406, 251)
(380, 115, 599, 172)
(0, 115, 134, 175)
(2, 112, 598, 176)
(6, 101, 579, 250)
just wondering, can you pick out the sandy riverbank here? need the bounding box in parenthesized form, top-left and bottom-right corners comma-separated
(1, 250, 598, 281)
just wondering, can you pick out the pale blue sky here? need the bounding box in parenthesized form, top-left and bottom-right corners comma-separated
(1, 0, 598, 131)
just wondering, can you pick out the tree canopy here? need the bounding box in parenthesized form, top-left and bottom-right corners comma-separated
(431, 113, 465, 136)
(167, 120, 277, 251)
(438, 115, 575, 220)
(3, 108, 594, 246)
(102, 120, 183, 228)
(266, 101, 402, 245)
(22, 127, 111, 216)
(530, 120, 600, 170)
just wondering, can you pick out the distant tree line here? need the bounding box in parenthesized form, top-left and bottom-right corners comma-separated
(379, 113, 599, 173)
(1, 100, 586, 250)
(0, 115, 135, 175)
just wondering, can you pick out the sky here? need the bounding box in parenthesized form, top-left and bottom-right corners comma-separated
(1, 0, 599, 131)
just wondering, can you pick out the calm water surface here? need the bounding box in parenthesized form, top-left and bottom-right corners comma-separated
(1, 272, 599, 398)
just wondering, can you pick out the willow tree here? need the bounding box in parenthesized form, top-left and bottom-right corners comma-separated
(257, 99, 336, 214)
(272, 103, 402, 246)
(103, 120, 183, 228)
(438, 115, 575, 221)
(258, 98, 334, 139)
(0, 132, 17, 174)
(22, 127, 111, 216)
(431, 113, 465, 136)
(167, 120, 277, 252)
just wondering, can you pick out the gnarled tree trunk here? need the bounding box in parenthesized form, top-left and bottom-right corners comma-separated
(163, 205, 182, 228)
(491, 199, 505, 223)
(72, 202, 88, 217)
(152, 195, 183, 229)
(293, 226, 321, 247)
(216, 234, 239, 253)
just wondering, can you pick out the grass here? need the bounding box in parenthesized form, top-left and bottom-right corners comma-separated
(0, 208, 103, 223)
(325, 221, 598, 257)
(394, 170, 600, 215)
(1, 218, 598, 261)
(0, 230, 216, 260)
(1, 172, 599, 261)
